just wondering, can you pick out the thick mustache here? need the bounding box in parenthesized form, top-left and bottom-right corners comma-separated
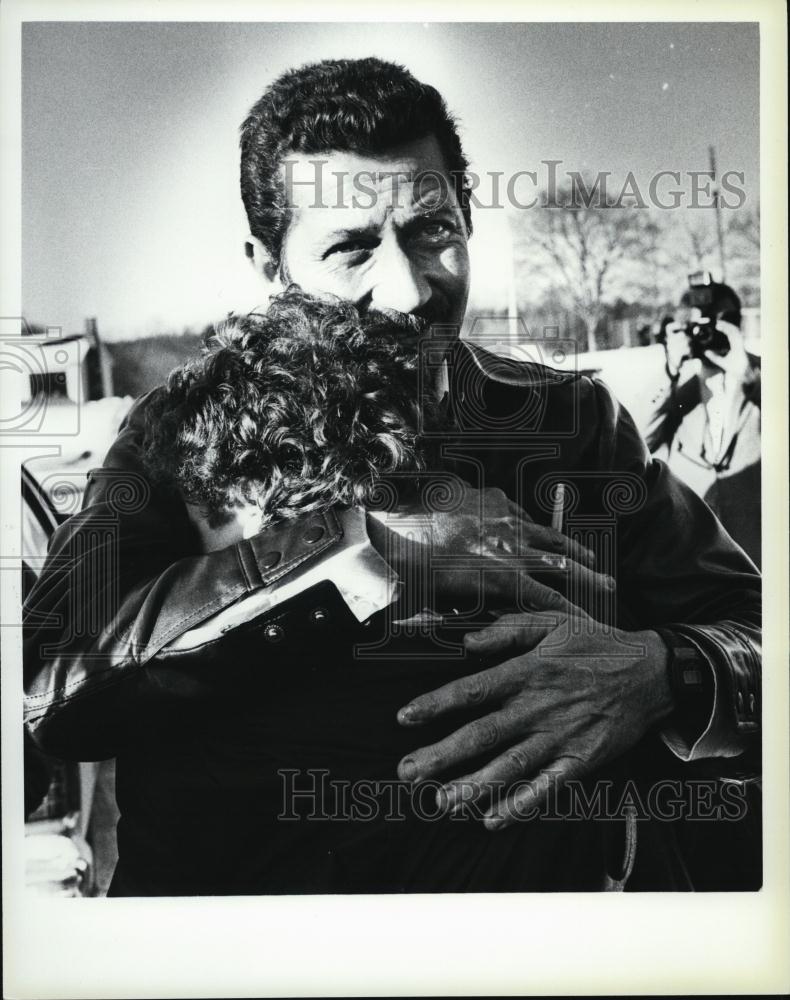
(362, 308, 435, 338)
(279, 283, 446, 338)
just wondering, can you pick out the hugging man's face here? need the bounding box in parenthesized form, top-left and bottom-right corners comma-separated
(260, 136, 471, 333)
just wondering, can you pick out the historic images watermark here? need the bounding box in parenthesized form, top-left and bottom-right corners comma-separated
(281, 158, 748, 212)
(278, 768, 751, 824)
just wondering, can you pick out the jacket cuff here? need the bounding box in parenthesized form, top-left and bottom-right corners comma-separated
(658, 624, 752, 761)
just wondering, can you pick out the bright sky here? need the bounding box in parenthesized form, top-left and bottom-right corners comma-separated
(22, 21, 759, 340)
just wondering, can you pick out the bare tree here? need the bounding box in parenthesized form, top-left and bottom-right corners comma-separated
(667, 205, 759, 300)
(682, 215, 719, 272)
(668, 206, 758, 281)
(513, 182, 661, 352)
(724, 203, 760, 305)
(727, 203, 760, 252)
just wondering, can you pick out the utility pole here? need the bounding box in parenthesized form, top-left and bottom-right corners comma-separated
(506, 212, 520, 344)
(709, 145, 727, 282)
(85, 317, 113, 399)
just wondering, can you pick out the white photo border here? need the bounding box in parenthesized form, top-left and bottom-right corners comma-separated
(2, 1, 787, 997)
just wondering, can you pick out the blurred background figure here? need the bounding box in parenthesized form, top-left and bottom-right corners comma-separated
(645, 274, 761, 568)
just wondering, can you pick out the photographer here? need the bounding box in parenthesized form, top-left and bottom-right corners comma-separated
(646, 275, 761, 568)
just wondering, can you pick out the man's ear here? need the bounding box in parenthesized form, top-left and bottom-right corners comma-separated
(244, 235, 281, 285)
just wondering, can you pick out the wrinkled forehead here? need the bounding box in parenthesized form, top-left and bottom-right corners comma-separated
(281, 135, 461, 229)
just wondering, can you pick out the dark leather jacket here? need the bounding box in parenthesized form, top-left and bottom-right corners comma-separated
(23, 341, 761, 890)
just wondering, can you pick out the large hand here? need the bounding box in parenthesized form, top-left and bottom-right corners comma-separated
(395, 597, 675, 829)
(365, 486, 615, 618)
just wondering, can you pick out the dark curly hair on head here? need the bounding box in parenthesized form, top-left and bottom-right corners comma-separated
(240, 57, 472, 270)
(141, 288, 446, 528)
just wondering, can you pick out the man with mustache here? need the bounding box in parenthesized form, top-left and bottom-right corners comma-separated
(113, 290, 624, 894)
(24, 57, 761, 892)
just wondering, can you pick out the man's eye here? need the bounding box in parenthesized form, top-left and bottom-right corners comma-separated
(417, 220, 458, 242)
(324, 240, 375, 259)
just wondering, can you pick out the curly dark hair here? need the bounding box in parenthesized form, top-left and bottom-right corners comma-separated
(239, 57, 472, 269)
(141, 288, 445, 528)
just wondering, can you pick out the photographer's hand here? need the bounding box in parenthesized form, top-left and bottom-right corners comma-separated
(700, 319, 750, 381)
(662, 321, 692, 380)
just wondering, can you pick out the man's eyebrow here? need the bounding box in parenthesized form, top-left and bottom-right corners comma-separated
(413, 206, 458, 219)
(320, 225, 381, 244)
